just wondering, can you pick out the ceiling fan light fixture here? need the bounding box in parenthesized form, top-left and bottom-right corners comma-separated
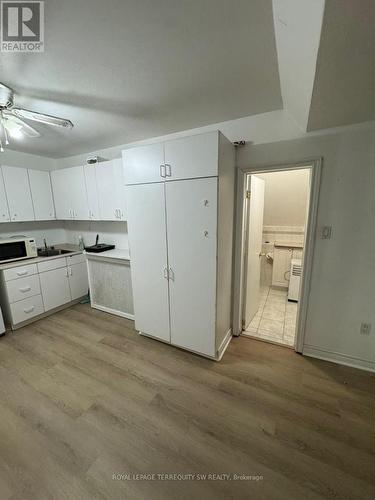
(9, 127, 23, 140)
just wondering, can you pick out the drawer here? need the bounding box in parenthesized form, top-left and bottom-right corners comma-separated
(6, 274, 41, 303)
(10, 295, 44, 325)
(3, 263, 38, 282)
(66, 253, 85, 265)
(37, 257, 67, 273)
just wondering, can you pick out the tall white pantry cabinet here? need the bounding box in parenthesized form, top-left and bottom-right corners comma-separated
(123, 131, 235, 359)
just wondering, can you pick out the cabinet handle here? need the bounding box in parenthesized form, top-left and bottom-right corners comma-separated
(163, 267, 169, 280)
(69, 267, 72, 276)
(19, 286, 31, 293)
(17, 271, 28, 276)
(165, 164, 172, 177)
(160, 164, 166, 178)
(23, 306, 35, 314)
(168, 266, 175, 281)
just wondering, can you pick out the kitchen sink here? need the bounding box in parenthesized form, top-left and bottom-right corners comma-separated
(37, 248, 74, 257)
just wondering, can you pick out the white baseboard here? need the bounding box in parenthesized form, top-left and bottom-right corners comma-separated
(217, 329, 232, 361)
(303, 345, 375, 373)
(91, 304, 134, 321)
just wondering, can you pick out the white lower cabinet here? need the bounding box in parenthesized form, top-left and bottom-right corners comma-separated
(68, 262, 89, 300)
(10, 295, 44, 325)
(39, 266, 72, 311)
(0, 253, 89, 330)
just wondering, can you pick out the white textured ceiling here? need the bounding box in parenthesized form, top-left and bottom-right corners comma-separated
(308, 0, 375, 130)
(1, 0, 282, 158)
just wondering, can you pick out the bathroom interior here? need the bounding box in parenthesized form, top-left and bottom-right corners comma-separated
(243, 167, 311, 347)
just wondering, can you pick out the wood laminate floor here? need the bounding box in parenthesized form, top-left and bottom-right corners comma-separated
(0, 304, 374, 500)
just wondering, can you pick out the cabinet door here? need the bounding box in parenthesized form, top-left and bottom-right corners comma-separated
(122, 143, 165, 185)
(84, 165, 100, 220)
(272, 247, 292, 287)
(69, 166, 90, 220)
(164, 132, 218, 181)
(28, 169, 55, 220)
(0, 169, 10, 223)
(126, 182, 170, 342)
(51, 168, 72, 219)
(68, 262, 89, 300)
(166, 178, 217, 357)
(96, 160, 117, 221)
(113, 159, 127, 220)
(39, 267, 72, 311)
(2, 166, 35, 221)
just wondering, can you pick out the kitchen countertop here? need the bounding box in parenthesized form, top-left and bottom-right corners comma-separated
(0, 243, 82, 270)
(85, 248, 131, 261)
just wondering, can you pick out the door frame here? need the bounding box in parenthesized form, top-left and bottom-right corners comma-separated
(232, 158, 322, 353)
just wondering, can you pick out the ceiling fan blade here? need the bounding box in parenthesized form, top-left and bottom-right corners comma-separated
(12, 107, 74, 129)
(4, 113, 41, 137)
(0, 82, 14, 108)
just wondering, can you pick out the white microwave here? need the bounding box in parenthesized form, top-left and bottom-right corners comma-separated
(0, 238, 38, 263)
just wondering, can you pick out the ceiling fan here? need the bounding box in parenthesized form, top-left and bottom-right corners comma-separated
(0, 82, 74, 152)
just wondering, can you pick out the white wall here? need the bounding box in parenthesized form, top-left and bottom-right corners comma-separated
(257, 169, 310, 227)
(0, 149, 56, 170)
(0, 221, 128, 249)
(63, 221, 128, 249)
(0, 221, 65, 247)
(55, 109, 305, 167)
(238, 122, 375, 371)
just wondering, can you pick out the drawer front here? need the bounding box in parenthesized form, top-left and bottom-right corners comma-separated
(7, 274, 41, 303)
(66, 253, 85, 266)
(3, 263, 38, 282)
(10, 295, 44, 325)
(37, 257, 67, 273)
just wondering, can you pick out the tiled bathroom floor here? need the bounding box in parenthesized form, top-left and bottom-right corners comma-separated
(245, 286, 297, 347)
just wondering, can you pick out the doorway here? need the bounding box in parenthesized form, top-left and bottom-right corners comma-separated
(232, 159, 321, 352)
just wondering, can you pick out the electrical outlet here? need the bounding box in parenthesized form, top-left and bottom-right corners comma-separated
(360, 322, 372, 336)
(321, 226, 332, 239)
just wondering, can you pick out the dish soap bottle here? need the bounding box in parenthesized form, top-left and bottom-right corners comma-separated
(78, 235, 85, 251)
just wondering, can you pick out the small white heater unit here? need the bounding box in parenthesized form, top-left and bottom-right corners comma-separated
(288, 259, 302, 302)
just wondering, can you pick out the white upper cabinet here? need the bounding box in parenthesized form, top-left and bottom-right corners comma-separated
(164, 132, 219, 181)
(0, 170, 10, 223)
(113, 159, 127, 220)
(122, 132, 219, 185)
(28, 169, 55, 220)
(2, 166, 35, 222)
(122, 143, 165, 185)
(96, 160, 126, 221)
(84, 165, 100, 220)
(51, 168, 71, 219)
(69, 166, 90, 220)
(51, 166, 89, 220)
